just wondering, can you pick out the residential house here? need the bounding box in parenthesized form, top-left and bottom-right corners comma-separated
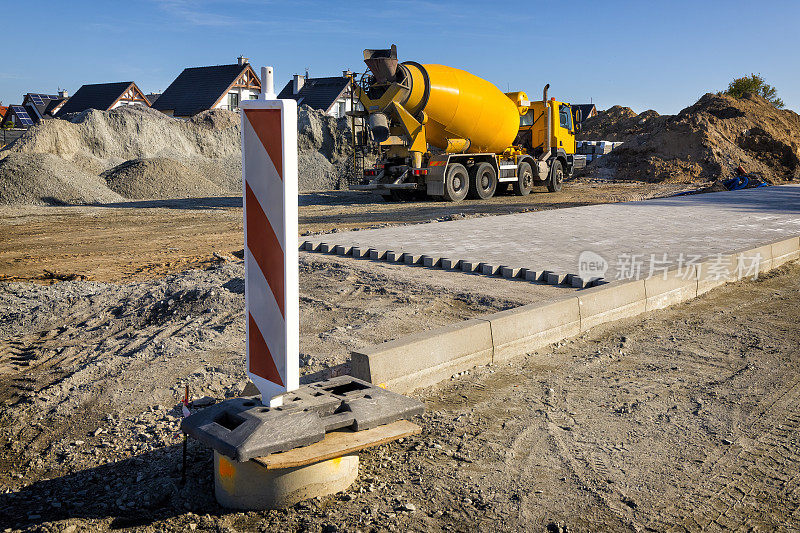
(572, 104, 598, 126)
(56, 82, 149, 116)
(151, 56, 261, 117)
(0, 91, 68, 129)
(277, 71, 355, 119)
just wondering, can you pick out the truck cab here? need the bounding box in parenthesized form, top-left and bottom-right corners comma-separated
(517, 99, 577, 157)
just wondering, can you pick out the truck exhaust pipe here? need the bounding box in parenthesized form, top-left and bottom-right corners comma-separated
(543, 83, 551, 157)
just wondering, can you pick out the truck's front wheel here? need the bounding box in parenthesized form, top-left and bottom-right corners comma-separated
(548, 160, 564, 193)
(443, 163, 469, 202)
(468, 162, 497, 200)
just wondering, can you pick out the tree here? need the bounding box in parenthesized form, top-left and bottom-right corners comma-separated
(724, 74, 784, 108)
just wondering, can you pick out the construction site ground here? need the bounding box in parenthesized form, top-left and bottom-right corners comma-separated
(0, 179, 688, 283)
(1, 181, 799, 532)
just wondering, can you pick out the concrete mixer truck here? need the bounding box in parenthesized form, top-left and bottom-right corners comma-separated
(349, 45, 584, 202)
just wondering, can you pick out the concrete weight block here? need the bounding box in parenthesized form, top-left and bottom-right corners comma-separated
(214, 451, 358, 510)
(487, 297, 581, 363)
(351, 318, 493, 394)
(578, 279, 646, 332)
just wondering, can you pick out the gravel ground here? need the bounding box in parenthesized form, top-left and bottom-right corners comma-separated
(1, 252, 798, 531)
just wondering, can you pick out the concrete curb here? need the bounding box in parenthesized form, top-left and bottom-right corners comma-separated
(349, 235, 800, 395)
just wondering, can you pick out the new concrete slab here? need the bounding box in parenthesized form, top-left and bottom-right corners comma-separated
(302, 186, 800, 283)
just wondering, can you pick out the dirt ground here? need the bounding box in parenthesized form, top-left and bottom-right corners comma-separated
(0, 180, 690, 283)
(2, 182, 798, 532)
(1, 253, 798, 531)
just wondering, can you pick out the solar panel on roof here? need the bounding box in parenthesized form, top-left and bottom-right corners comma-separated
(10, 106, 34, 125)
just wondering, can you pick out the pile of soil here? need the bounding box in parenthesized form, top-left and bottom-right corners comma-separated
(579, 94, 800, 183)
(0, 104, 354, 206)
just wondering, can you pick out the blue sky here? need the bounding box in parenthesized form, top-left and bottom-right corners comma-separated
(2, 0, 799, 114)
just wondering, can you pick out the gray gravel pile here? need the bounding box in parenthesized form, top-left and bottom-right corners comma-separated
(0, 153, 124, 206)
(0, 104, 355, 206)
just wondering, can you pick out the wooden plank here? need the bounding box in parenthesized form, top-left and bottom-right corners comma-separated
(253, 420, 421, 470)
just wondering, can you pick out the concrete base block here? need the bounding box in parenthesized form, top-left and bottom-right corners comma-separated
(422, 255, 440, 268)
(441, 258, 461, 270)
(480, 263, 499, 275)
(523, 269, 542, 282)
(501, 266, 523, 279)
(546, 272, 568, 285)
(461, 261, 479, 272)
(214, 451, 358, 510)
(369, 249, 387, 260)
(404, 254, 423, 265)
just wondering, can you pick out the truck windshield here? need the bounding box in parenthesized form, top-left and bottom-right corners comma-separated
(520, 110, 534, 127)
(559, 105, 572, 131)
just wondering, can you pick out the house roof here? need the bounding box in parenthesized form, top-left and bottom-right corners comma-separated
(572, 104, 597, 121)
(277, 76, 350, 113)
(56, 82, 138, 115)
(0, 106, 7, 119)
(152, 63, 258, 117)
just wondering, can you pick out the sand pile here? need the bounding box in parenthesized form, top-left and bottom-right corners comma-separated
(0, 104, 354, 206)
(580, 94, 800, 183)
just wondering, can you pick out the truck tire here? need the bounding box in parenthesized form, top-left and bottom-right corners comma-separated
(548, 160, 564, 192)
(513, 162, 534, 196)
(468, 162, 497, 200)
(443, 163, 469, 202)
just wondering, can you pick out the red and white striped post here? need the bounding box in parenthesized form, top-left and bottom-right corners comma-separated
(241, 66, 299, 406)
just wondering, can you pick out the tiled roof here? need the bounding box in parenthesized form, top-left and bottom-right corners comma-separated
(57, 82, 136, 115)
(277, 76, 350, 113)
(151, 64, 252, 117)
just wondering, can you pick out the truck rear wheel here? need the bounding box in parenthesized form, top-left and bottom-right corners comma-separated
(513, 162, 533, 196)
(468, 162, 497, 199)
(548, 160, 564, 192)
(443, 163, 469, 202)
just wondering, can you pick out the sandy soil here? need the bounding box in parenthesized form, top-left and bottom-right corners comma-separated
(0, 180, 690, 283)
(1, 182, 797, 532)
(1, 254, 798, 531)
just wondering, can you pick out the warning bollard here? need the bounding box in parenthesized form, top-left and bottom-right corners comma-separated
(241, 66, 300, 406)
(181, 66, 423, 510)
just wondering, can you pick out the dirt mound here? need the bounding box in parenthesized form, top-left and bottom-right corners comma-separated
(585, 93, 800, 183)
(0, 104, 355, 206)
(578, 105, 663, 142)
(103, 158, 221, 199)
(0, 152, 124, 206)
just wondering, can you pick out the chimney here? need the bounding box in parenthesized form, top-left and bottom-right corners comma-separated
(237, 56, 249, 66)
(58, 88, 68, 99)
(293, 74, 305, 95)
